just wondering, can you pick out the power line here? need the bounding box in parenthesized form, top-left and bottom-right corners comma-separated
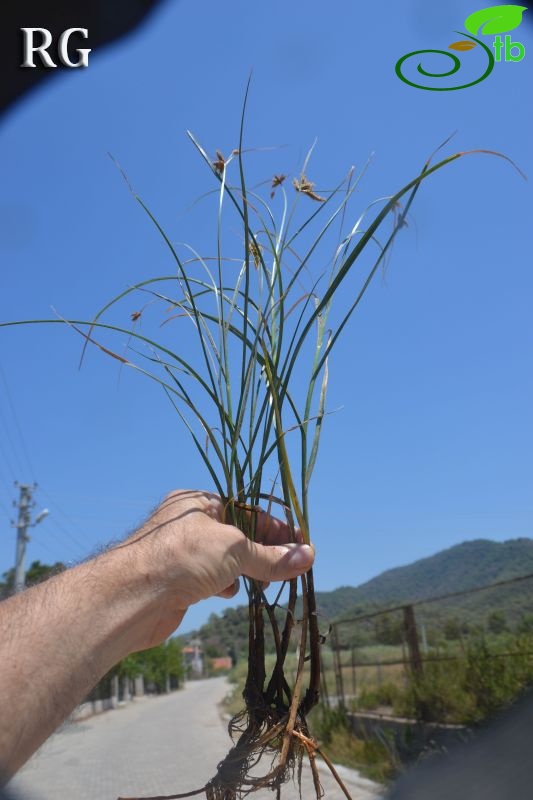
(35, 525, 83, 561)
(0, 477, 86, 562)
(0, 362, 90, 558)
(0, 407, 26, 480)
(44, 523, 87, 560)
(38, 487, 91, 550)
(0, 460, 14, 500)
(13, 484, 89, 559)
(0, 460, 13, 486)
(0, 361, 147, 562)
(26, 534, 67, 564)
(38, 492, 90, 554)
(0, 495, 11, 520)
(0, 361, 35, 480)
(0, 440, 18, 484)
(39, 492, 154, 511)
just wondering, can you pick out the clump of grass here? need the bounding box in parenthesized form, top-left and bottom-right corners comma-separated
(2, 85, 520, 799)
(355, 681, 403, 712)
(396, 635, 533, 724)
(346, 634, 533, 726)
(310, 705, 399, 784)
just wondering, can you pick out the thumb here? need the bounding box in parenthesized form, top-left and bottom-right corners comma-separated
(238, 540, 315, 583)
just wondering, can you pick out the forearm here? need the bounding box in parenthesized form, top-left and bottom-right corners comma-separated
(0, 543, 157, 782)
(0, 490, 314, 784)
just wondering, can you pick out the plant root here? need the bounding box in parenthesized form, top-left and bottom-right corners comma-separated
(118, 710, 354, 800)
(118, 539, 350, 800)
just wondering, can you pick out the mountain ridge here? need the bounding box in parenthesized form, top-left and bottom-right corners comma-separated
(186, 537, 533, 655)
(313, 537, 533, 620)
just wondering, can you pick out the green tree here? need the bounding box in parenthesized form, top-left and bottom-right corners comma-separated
(443, 617, 472, 641)
(487, 610, 508, 635)
(133, 639, 184, 692)
(516, 614, 533, 634)
(0, 560, 65, 598)
(374, 614, 403, 645)
(443, 618, 461, 641)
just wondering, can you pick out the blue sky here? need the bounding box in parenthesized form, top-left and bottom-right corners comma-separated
(0, 0, 531, 631)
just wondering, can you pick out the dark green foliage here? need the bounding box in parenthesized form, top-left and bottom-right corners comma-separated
(516, 614, 533, 634)
(443, 617, 469, 641)
(322, 635, 533, 780)
(374, 614, 404, 646)
(359, 635, 533, 725)
(309, 705, 399, 783)
(461, 638, 533, 722)
(487, 610, 508, 634)
(128, 638, 184, 692)
(357, 682, 402, 711)
(0, 559, 65, 598)
(311, 704, 350, 743)
(92, 638, 185, 697)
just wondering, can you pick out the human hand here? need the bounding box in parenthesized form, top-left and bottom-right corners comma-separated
(120, 490, 314, 651)
(0, 490, 314, 779)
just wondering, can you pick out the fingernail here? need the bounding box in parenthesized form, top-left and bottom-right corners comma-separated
(285, 543, 314, 570)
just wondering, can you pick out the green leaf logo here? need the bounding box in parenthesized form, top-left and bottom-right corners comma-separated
(464, 4, 527, 35)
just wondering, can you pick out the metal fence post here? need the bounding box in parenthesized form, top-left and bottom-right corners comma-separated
(320, 651, 330, 708)
(351, 646, 357, 698)
(332, 624, 345, 710)
(403, 604, 429, 720)
(403, 604, 423, 677)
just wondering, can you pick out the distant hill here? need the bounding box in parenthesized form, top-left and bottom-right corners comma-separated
(315, 538, 533, 619)
(186, 538, 533, 657)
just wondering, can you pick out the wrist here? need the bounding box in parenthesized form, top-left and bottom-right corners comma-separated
(89, 535, 190, 661)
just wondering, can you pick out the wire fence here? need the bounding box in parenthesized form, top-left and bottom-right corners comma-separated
(319, 570, 533, 723)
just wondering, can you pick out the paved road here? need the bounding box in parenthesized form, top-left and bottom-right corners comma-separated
(9, 679, 382, 800)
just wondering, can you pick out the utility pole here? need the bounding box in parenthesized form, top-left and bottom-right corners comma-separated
(12, 483, 48, 592)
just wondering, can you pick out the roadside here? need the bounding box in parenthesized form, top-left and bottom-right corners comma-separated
(9, 678, 382, 800)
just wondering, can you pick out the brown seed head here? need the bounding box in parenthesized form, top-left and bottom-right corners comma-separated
(213, 150, 226, 173)
(292, 174, 325, 202)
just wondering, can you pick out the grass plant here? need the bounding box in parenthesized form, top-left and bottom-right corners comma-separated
(347, 634, 533, 726)
(309, 705, 399, 784)
(2, 87, 520, 799)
